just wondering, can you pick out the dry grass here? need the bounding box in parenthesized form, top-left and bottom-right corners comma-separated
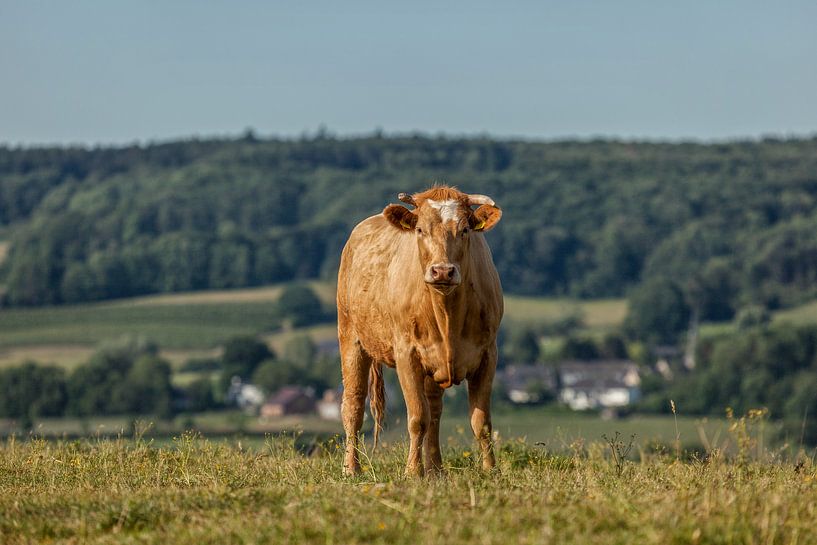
(1, 432, 815, 545)
(121, 280, 336, 307)
(0, 345, 93, 370)
(0, 346, 219, 371)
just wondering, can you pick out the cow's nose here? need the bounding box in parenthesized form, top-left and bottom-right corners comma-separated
(431, 264, 456, 282)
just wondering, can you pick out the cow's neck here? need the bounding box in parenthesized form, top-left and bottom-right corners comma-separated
(427, 280, 467, 388)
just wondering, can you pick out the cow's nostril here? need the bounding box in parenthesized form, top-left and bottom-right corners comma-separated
(430, 264, 455, 282)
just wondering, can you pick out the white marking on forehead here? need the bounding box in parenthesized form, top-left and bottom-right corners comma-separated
(427, 199, 461, 223)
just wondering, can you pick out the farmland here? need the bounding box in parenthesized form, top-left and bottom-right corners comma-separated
(2, 426, 815, 545)
(0, 282, 630, 369)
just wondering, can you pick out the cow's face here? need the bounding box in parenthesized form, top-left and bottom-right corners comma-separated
(384, 193, 501, 294)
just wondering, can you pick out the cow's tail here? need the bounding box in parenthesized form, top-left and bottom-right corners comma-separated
(368, 362, 385, 450)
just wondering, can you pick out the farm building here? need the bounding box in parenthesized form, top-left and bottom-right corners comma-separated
(226, 377, 266, 414)
(557, 360, 641, 410)
(316, 389, 341, 420)
(498, 365, 557, 404)
(260, 386, 316, 418)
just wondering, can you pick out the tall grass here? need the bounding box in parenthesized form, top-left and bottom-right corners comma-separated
(2, 426, 815, 544)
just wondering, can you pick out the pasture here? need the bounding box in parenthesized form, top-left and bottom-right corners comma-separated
(6, 409, 731, 453)
(2, 428, 815, 545)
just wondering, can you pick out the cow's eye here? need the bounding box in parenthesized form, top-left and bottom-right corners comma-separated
(416, 227, 423, 235)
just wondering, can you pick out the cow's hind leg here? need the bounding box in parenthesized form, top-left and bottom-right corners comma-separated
(340, 338, 372, 476)
(467, 351, 497, 471)
(423, 376, 444, 474)
(397, 355, 429, 476)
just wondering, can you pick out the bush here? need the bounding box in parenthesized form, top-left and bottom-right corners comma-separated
(735, 305, 771, 331)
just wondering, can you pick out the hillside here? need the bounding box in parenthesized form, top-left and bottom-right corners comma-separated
(2, 135, 817, 318)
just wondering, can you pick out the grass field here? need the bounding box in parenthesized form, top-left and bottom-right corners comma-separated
(503, 296, 627, 329)
(4, 278, 817, 371)
(3, 408, 749, 456)
(2, 429, 814, 544)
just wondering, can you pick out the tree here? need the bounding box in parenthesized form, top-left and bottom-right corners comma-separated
(624, 277, 691, 344)
(183, 377, 218, 412)
(501, 327, 540, 364)
(283, 335, 317, 366)
(121, 355, 174, 419)
(66, 335, 161, 416)
(561, 336, 600, 360)
(220, 336, 275, 392)
(276, 284, 325, 327)
(251, 359, 297, 394)
(0, 363, 67, 419)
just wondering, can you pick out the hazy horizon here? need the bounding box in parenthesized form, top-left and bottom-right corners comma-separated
(2, 1, 816, 146)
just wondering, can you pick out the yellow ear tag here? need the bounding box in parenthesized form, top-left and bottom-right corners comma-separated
(400, 220, 411, 230)
(474, 220, 486, 231)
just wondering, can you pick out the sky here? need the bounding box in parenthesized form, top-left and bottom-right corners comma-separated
(1, 1, 816, 146)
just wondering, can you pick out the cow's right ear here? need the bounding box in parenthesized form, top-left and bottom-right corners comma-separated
(383, 204, 417, 231)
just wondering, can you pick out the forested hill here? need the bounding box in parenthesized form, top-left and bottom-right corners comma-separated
(2, 134, 817, 317)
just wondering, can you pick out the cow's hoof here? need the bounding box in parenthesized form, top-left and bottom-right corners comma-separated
(404, 465, 424, 478)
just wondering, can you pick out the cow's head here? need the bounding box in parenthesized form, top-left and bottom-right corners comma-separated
(383, 186, 502, 294)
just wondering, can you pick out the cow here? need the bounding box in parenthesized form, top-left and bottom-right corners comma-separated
(337, 186, 503, 476)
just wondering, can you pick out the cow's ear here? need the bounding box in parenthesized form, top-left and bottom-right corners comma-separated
(470, 204, 502, 232)
(383, 204, 417, 231)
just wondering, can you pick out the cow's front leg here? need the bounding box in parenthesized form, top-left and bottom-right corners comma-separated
(467, 354, 497, 470)
(397, 355, 429, 476)
(423, 376, 444, 474)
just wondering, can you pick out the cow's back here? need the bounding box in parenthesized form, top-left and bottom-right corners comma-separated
(337, 214, 410, 364)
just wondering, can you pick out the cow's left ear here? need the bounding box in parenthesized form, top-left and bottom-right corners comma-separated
(383, 204, 418, 231)
(470, 204, 502, 232)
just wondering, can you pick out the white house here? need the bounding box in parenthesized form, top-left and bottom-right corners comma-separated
(557, 360, 641, 410)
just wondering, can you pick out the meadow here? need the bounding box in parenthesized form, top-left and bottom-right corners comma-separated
(2, 421, 815, 545)
(12, 408, 731, 453)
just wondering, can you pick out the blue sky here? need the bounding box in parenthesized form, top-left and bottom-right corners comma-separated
(1, 1, 816, 145)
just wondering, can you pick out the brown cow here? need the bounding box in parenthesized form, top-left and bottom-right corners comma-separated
(337, 186, 503, 476)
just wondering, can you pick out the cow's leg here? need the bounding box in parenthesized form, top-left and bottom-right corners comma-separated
(397, 356, 429, 476)
(423, 376, 444, 474)
(467, 352, 497, 470)
(340, 339, 372, 476)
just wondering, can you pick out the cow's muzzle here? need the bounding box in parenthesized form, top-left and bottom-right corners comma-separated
(425, 263, 461, 293)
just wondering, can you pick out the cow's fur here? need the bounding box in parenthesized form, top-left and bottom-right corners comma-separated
(337, 186, 503, 476)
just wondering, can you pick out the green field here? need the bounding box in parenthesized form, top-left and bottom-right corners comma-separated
(4, 280, 817, 371)
(0, 282, 337, 368)
(0, 283, 629, 368)
(2, 430, 814, 544)
(5, 408, 737, 455)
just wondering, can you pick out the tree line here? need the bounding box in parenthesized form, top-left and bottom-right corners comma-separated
(2, 134, 817, 325)
(0, 332, 340, 430)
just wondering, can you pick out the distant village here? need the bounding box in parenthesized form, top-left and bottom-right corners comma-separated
(226, 338, 657, 421)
